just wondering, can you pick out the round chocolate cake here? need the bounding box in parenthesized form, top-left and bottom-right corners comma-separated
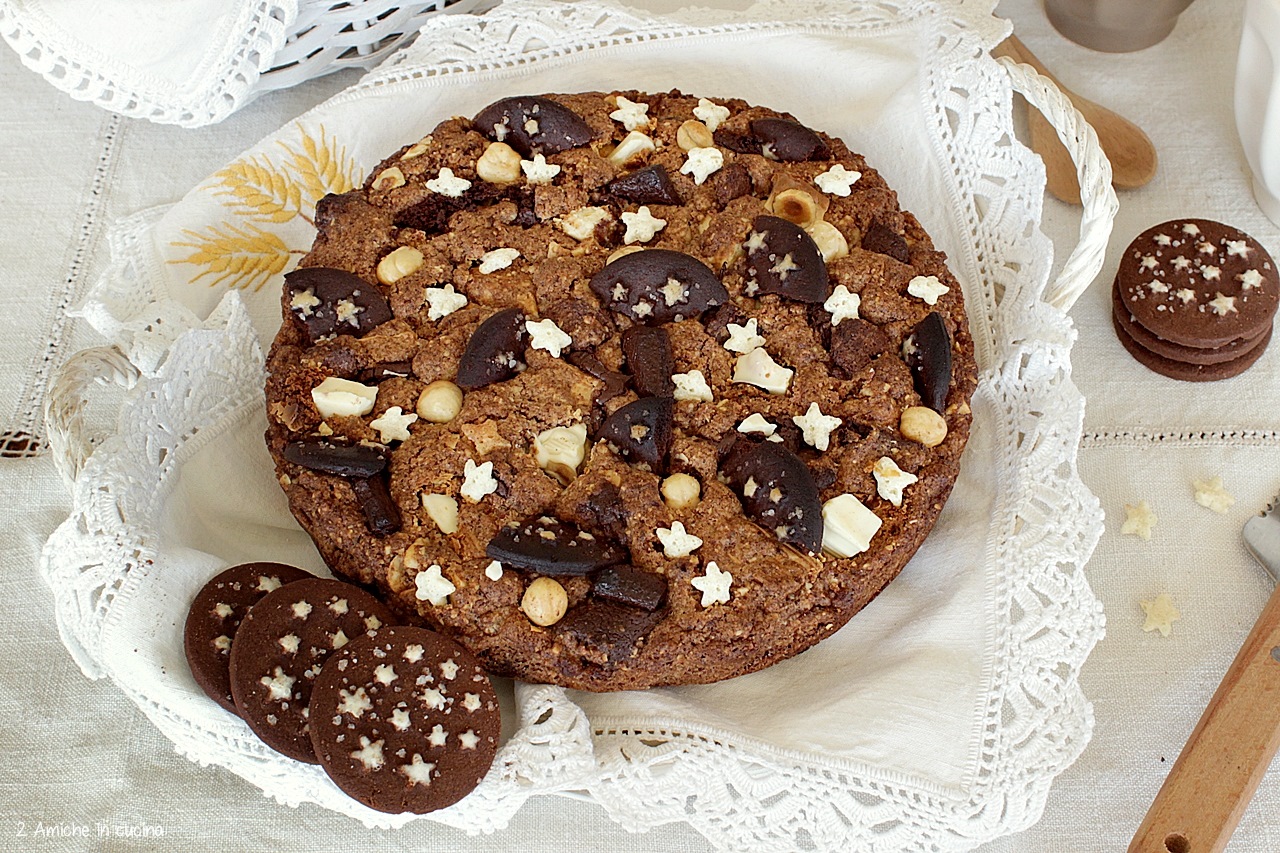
(264, 90, 978, 691)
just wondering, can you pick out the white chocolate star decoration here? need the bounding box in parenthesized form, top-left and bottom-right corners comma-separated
(526, 317, 572, 358)
(907, 274, 949, 306)
(814, 164, 861, 196)
(792, 403, 842, 451)
(656, 521, 703, 558)
(723, 318, 766, 353)
(370, 406, 418, 443)
(621, 206, 667, 245)
(691, 561, 732, 607)
(824, 284, 861, 325)
(414, 564, 456, 606)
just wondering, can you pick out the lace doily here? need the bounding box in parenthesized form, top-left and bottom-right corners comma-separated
(44, 1, 1113, 849)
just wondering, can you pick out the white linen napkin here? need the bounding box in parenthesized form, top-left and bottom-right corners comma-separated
(0, 0, 290, 126)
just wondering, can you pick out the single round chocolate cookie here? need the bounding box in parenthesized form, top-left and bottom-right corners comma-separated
(265, 90, 979, 691)
(184, 562, 313, 713)
(228, 578, 396, 762)
(308, 626, 500, 814)
(1114, 218, 1278, 349)
(1111, 282, 1270, 366)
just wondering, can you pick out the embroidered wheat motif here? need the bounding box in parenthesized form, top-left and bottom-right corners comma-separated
(170, 124, 362, 291)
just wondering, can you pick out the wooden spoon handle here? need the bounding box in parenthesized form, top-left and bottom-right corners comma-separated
(1129, 583, 1280, 853)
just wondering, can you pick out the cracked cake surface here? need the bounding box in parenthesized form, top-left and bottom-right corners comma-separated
(264, 90, 978, 691)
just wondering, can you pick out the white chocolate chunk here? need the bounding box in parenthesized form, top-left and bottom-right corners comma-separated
(559, 206, 611, 241)
(607, 130, 656, 168)
(311, 377, 377, 418)
(672, 370, 714, 402)
(732, 347, 793, 394)
(737, 413, 778, 438)
(821, 494, 883, 557)
(478, 247, 520, 274)
(533, 423, 588, 483)
(484, 560, 504, 581)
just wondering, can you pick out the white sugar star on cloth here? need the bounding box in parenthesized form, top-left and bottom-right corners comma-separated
(478, 247, 520, 274)
(1121, 501, 1157, 540)
(1140, 593, 1180, 637)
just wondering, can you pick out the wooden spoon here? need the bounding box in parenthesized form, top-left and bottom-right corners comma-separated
(994, 34, 1157, 204)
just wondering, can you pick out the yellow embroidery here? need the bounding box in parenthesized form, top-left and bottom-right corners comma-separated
(278, 125, 358, 211)
(211, 154, 302, 224)
(171, 123, 362, 291)
(171, 222, 292, 292)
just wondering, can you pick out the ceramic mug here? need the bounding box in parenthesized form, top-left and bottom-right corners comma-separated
(1236, 0, 1280, 226)
(1044, 0, 1196, 53)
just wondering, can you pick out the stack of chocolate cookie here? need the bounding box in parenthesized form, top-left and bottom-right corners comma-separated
(1112, 218, 1278, 380)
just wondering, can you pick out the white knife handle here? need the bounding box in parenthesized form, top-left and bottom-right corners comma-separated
(1129, 582, 1280, 853)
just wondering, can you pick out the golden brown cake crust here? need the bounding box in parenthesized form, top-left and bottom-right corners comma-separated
(264, 90, 978, 691)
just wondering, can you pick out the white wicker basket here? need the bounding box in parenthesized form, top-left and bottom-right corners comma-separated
(262, 0, 500, 91)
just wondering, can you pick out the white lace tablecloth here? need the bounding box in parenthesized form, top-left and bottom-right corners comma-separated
(2, 0, 1280, 851)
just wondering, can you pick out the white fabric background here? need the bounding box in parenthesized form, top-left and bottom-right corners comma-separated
(2, 0, 1279, 852)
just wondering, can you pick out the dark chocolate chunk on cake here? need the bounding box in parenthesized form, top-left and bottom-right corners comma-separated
(265, 90, 978, 691)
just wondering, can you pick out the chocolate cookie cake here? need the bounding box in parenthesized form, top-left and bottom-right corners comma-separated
(264, 90, 978, 691)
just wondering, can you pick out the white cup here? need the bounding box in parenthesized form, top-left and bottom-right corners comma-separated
(1236, 0, 1280, 226)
